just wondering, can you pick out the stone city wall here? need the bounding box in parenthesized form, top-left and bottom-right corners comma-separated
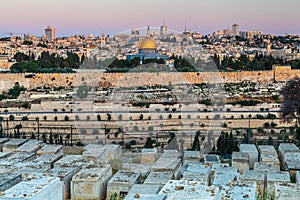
(0, 66, 300, 91)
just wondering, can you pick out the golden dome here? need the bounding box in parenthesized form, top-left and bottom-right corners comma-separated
(138, 37, 156, 49)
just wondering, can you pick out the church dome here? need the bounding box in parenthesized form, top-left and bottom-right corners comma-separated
(138, 37, 156, 49)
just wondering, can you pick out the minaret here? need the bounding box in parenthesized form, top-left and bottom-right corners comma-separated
(147, 26, 151, 37)
(267, 41, 271, 56)
(101, 32, 106, 47)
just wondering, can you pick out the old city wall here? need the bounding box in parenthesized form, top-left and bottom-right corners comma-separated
(1, 67, 300, 91)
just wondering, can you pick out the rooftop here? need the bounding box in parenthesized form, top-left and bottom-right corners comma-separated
(220, 181, 257, 200)
(47, 166, 80, 179)
(278, 143, 299, 156)
(260, 154, 280, 164)
(267, 171, 290, 183)
(182, 164, 211, 182)
(72, 164, 111, 181)
(3, 139, 28, 147)
(239, 144, 258, 153)
(122, 163, 152, 174)
(151, 156, 181, 171)
(142, 148, 158, 154)
(0, 138, 8, 144)
(108, 171, 140, 185)
(211, 164, 237, 173)
(212, 170, 240, 187)
(241, 170, 265, 181)
(144, 172, 173, 186)
(0, 174, 60, 199)
(0, 152, 11, 159)
(204, 154, 220, 163)
(124, 194, 167, 200)
(14, 140, 43, 153)
(0, 173, 22, 192)
(283, 152, 300, 169)
(254, 162, 276, 172)
(54, 155, 83, 167)
(232, 152, 249, 161)
(0, 152, 35, 166)
(35, 154, 63, 164)
(258, 145, 277, 155)
(159, 180, 218, 200)
(183, 151, 200, 159)
(14, 161, 50, 174)
(125, 184, 160, 199)
(274, 183, 300, 200)
(37, 145, 62, 155)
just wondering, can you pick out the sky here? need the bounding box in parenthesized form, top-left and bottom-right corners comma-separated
(1, 0, 299, 37)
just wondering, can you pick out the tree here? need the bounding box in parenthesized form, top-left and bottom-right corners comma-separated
(191, 131, 200, 151)
(49, 132, 54, 144)
(168, 114, 172, 119)
(54, 116, 58, 121)
(8, 82, 26, 99)
(9, 115, 15, 121)
(107, 113, 112, 121)
(139, 114, 143, 120)
(144, 137, 153, 148)
(43, 116, 47, 121)
(280, 77, 300, 125)
(54, 133, 59, 144)
(59, 135, 63, 145)
(65, 134, 71, 146)
(42, 132, 47, 143)
(97, 114, 101, 121)
(14, 124, 22, 138)
(77, 85, 90, 99)
(64, 115, 69, 121)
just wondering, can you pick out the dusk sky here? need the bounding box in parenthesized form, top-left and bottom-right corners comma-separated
(1, 0, 299, 37)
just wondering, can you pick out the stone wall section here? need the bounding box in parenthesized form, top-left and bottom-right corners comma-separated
(1, 66, 300, 91)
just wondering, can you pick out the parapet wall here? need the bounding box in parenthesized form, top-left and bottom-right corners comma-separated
(0, 66, 300, 91)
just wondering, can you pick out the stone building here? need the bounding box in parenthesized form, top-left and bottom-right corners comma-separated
(0, 174, 62, 200)
(124, 184, 161, 200)
(241, 170, 265, 195)
(204, 154, 220, 168)
(47, 166, 81, 200)
(71, 164, 112, 200)
(239, 144, 258, 169)
(159, 180, 219, 200)
(106, 171, 140, 199)
(183, 150, 201, 165)
(2, 139, 28, 152)
(266, 171, 290, 195)
(274, 182, 300, 200)
(258, 145, 280, 171)
(232, 152, 249, 174)
(144, 172, 173, 189)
